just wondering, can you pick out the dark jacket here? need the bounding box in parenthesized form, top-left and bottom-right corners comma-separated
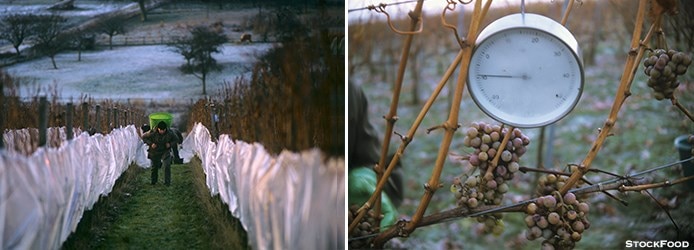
(142, 129, 179, 158)
(348, 82, 381, 168)
(348, 82, 403, 207)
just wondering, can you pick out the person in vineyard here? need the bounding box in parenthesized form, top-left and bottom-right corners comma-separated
(142, 123, 184, 164)
(348, 81, 403, 229)
(142, 121, 180, 186)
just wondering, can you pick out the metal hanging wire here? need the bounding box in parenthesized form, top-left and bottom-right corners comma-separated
(348, 0, 425, 13)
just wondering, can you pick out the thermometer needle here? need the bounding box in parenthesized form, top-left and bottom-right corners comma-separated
(478, 74, 531, 80)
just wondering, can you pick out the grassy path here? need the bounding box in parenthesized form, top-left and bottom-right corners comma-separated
(63, 160, 247, 249)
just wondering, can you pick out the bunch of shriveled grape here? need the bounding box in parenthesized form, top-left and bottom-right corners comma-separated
(348, 205, 381, 249)
(643, 49, 692, 100)
(451, 122, 530, 233)
(535, 171, 584, 197)
(474, 213, 505, 236)
(524, 192, 590, 250)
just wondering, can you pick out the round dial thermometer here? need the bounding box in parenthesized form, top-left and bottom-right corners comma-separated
(468, 13, 584, 128)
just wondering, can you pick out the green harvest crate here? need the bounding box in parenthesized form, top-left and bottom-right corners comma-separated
(149, 112, 173, 130)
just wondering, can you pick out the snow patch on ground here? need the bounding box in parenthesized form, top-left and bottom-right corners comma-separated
(0, 3, 126, 17)
(5, 43, 274, 101)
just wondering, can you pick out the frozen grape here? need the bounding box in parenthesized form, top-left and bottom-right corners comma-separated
(490, 131, 500, 142)
(548, 212, 561, 225)
(572, 221, 585, 233)
(486, 180, 498, 189)
(467, 127, 479, 137)
(566, 210, 578, 221)
(524, 177, 591, 249)
(348, 204, 381, 248)
(465, 176, 478, 186)
(542, 195, 557, 209)
(501, 150, 512, 162)
(482, 134, 492, 144)
(527, 202, 538, 214)
(546, 174, 557, 184)
(508, 162, 520, 173)
(541, 241, 556, 250)
(478, 152, 489, 161)
(454, 122, 531, 235)
(525, 215, 536, 227)
(468, 197, 479, 208)
(578, 202, 589, 213)
(564, 193, 577, 205)
(537, 216, 549, 229)
(471, 137, 482, 147)
(643, 49, 691, 100)
(571, 231, 582, 241)
(480, 143, 490, 153)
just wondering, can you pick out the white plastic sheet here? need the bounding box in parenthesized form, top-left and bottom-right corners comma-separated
(2, 127, 82, 156)
(0, 125, 142, 249)
(180, 123, 345, 250)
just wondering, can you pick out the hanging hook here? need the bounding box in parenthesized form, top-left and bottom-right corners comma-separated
(442, 0, 466, 49)
(521, 0, 526, 17)
(372, 2, 423, 35)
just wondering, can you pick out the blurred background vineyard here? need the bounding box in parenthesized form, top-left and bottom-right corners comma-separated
(1, 0, 344, 157)
(349, 0, 694, 249)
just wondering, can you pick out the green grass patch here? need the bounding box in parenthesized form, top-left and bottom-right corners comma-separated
(62, 159, 247, 249)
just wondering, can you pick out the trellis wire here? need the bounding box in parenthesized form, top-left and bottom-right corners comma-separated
(348, 0, 426, 13)
(350, 156, 694, 242)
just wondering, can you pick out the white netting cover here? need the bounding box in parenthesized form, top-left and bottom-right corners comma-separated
(2, 123, 344, 250)
(180, 123, 345, 250)
(1, 125, 142, 249)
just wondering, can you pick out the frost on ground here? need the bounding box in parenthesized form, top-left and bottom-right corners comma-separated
(5, 43, 273, 101)
(0, 2, 125, 17)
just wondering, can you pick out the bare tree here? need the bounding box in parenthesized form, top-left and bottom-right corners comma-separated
(0, 14, 37, 57)
(71, 28, 95, 61)
(171, 26, 228, 95)
(135, 0, 148, 21)
(34, 14, 68, 69)
(97, 16, 127, 50)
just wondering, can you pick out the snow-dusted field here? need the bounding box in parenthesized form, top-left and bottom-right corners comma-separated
(0, 2, 127, 18)
(5, 43, 273, 101)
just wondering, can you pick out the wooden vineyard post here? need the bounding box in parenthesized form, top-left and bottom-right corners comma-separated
(95, 104, 101, 133)
(82, 102, 89, 131)
(39, 96, 48, 147)
(67, 102, 74, 140)
(113, 107, 119, 129)
(107, 107, 111, 132)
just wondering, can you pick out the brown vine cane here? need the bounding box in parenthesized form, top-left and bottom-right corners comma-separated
(371, 0, 493, 246)
(353, 0, 693, 248)
(348, 0, 425, 235)
(559, 0, 666, 196)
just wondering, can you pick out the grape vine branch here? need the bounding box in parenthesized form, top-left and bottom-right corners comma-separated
(348, 0, 692, 248)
